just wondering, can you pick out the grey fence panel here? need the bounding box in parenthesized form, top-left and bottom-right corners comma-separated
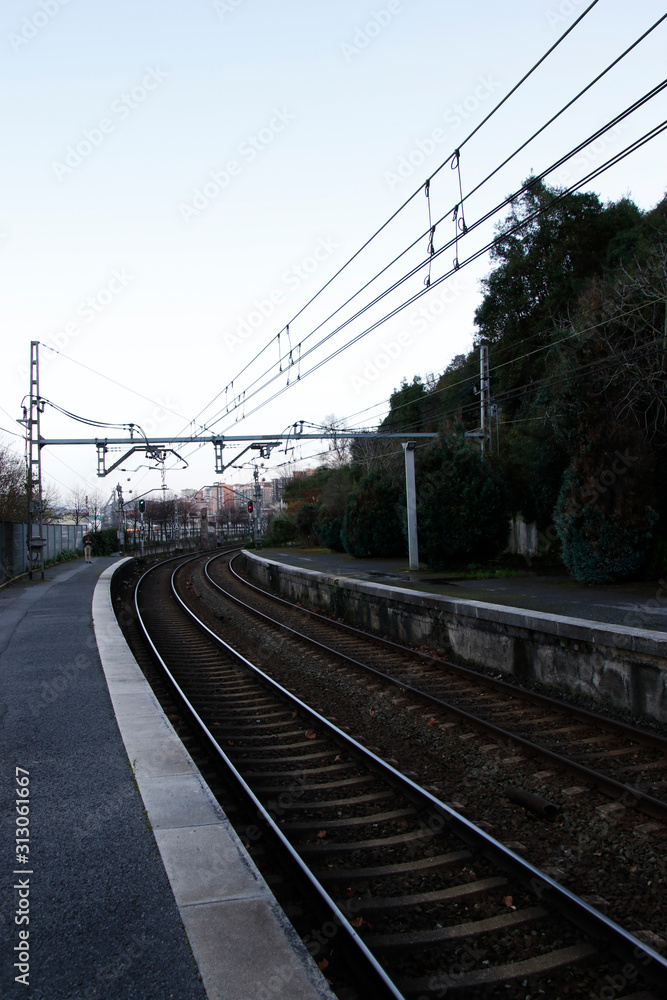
(0, 523, 86, 583)
(0, 523, 27, 582)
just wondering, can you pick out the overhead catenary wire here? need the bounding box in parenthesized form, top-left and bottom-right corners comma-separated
(160, 13, 666, 478)
(168, 108, 667, 476)
(338, 299, 662, 431)
(193, 10, 666, 440)
(191, 78, 667, 439)
(204, 113, 667, 435)
(367, 337, 667, 439)
(185, 0, 604, 434)
(40, 345, 198, 427)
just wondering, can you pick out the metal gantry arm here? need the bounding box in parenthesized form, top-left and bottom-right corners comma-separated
(96, 441, 186, 477)
(44, 431, 439, 477)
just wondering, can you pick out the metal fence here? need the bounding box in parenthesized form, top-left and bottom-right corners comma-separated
(0, 522, 86, 583)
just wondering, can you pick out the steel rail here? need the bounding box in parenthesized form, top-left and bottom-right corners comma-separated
(134, 556, 405, 1000)
(211, 552, 667, 822)
(227, 554, 667, 752)
(134, 552, 667, 992)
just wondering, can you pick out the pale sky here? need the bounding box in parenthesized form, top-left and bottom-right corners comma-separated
(2, 0, 666, 506)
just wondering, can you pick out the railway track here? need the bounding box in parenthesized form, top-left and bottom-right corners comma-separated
(208, 551, 667, 823)
(127, 551, 667, 999)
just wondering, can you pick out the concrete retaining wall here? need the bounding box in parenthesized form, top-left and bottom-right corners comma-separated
(241, 550, 667, 723)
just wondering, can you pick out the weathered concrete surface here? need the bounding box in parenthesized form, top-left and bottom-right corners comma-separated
(241, 550, 667, 723)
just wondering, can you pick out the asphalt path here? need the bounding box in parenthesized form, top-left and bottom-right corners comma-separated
(0, 557, 207, 1000)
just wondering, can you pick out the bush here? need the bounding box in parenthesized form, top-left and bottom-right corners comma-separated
(554, 466, 658, 583)
(296, 502, 319, 543)
(315, 515, 344, 551)
(341, 472, 405, 558)
(90, 528, 120, 556)
(416, 439, 510, 568)
(263, 516, 298, 546)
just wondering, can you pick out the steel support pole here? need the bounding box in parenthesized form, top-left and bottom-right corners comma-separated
(27, 342, 45, 580)
(480, 344, 490, 459)
(402, 441, 419, 571)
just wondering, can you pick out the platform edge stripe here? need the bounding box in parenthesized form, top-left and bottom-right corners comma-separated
(92, 561, 336, 1000)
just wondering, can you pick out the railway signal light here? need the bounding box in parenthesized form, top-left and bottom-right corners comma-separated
(247, 501, 253, 513)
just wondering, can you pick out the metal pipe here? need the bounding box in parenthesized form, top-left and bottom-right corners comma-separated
(505, 785, 560, 821)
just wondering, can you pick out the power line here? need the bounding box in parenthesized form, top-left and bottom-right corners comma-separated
(340, 299, 660, 431)
(186, 0, 604, 433)
(194, 82, 667, 436)
(168, 105, 667, 478)
(201, 29, 666, 436)
(40, 345, 197, 427)
(0, 424, 24, 441)
(205, 113, 667, 435)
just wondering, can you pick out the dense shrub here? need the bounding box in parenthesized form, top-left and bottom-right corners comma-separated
(90, 528, 120, 556)
(341, 472, 405, 558)
(416, 440, 510, 568)
(314, 516, 344, 550)
(554, 466, 658, 583)
(263, 516, 298, 546)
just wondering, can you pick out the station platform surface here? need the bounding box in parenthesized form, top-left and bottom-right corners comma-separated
(258, 548, 667, 633)
(1, 556, 333, 1000)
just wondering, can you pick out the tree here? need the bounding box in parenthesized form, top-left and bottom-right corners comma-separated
(542, 207, 667, 576)
(381, 376, 429, 432)
(431, 354, 481, 434)
(86, 488, 106, 530)
(0, 441, 28, 521)
(554, 458, 658, 584)
(264, 515, 298, 546)
(66, 487, 89, 525)
(314, 466, 352, 551)
(349, 436, 397, 477)
(322, 414, 351, 469)
(474, 177, 643, 417)
(341, 471, 405, 558)
(415, 437, 510, 568)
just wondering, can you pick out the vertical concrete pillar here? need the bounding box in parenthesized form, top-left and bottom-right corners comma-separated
(403, 441, 419, 571)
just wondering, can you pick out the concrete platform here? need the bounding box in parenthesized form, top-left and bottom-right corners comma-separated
(1, 556, 334, 1000)
(258, 548, 667, 633)
(243, 549, 667, 723)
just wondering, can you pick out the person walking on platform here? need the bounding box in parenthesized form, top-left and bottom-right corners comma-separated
(83, 530, 93, 564)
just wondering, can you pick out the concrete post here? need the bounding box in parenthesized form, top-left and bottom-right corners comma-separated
(403, 441, 419, 571)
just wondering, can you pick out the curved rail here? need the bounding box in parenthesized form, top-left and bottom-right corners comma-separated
(208, 551, 667, 822)
(134, 554, 404, 999)
(131, 553, 667, 997)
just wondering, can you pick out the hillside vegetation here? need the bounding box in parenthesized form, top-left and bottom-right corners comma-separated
(268, 180, 667, 583)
